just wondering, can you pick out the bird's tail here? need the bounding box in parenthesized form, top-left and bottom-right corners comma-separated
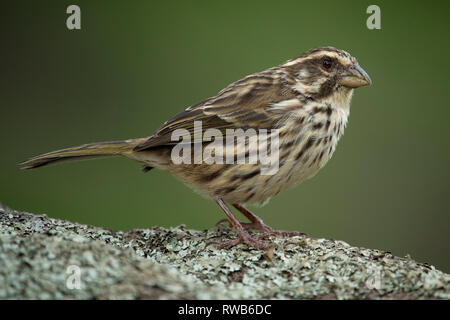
(20, 139, 145, 169)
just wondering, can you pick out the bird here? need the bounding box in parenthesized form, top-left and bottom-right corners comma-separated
(21, 47, 372, 250)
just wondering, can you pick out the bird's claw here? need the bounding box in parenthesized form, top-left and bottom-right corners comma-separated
(215, 218, 230, 227)
(214, 219, 306, 238)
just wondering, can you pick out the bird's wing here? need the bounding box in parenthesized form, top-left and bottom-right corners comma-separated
(134, 70, 298, 151)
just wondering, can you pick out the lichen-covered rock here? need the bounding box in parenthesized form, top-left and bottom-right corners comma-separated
(0, 203, 448, 299)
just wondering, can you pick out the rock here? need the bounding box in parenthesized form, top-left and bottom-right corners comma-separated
(0, 203, 448, 299)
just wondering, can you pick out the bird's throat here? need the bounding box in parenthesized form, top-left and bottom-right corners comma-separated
(325, 86, 354, 112)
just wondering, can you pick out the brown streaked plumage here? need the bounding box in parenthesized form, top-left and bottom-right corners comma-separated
(21, 47, 371, 250)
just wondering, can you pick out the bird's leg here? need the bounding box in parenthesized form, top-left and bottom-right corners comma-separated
(232, 204, 306, 238)
(215, 207, 270, 230)
(207, 197, 273, 249)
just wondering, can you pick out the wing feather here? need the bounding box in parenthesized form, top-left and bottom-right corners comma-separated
(134, 69, 298, 151)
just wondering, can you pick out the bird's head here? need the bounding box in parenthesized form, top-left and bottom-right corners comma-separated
(282, 47, 371, 104)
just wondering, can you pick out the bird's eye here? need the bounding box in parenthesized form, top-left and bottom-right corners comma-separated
(322, 58, 333, 69)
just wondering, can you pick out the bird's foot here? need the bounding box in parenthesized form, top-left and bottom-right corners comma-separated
(215, 218, 305, 238)
(255, 225, 306, 238)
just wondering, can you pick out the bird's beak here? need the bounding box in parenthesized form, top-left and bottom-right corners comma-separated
(339, 64, 372, 88)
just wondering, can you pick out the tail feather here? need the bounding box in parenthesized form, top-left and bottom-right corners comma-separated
(20, 139, 142, 169)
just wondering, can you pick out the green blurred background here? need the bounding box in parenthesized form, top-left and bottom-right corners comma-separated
(1, 1, 449, 272)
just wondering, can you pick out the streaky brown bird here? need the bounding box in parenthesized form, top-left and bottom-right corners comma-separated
(21, 47, 372, 250)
